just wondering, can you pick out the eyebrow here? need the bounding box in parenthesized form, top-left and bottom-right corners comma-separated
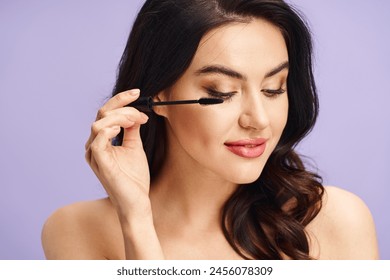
(264, 61, 289, 78)
(194, 61, 289, 80)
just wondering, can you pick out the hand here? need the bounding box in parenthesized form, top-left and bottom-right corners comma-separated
(85, 89, 151, 218)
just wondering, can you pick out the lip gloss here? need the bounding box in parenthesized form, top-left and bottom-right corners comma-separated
(224, 139, 267, 158)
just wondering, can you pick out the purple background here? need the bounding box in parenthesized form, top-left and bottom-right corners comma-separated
(0, 0, 389, 259)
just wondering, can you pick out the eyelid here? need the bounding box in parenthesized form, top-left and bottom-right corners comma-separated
(260, 87, 287, 99)
(204, 87, 236, 100)
(261, 88, 286, 94)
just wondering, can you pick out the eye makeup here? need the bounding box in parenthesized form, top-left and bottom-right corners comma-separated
(204, 87, 237, 101)
(261, 88, 286, 98)
(261, 77, 287, 98)
(204, 85, 286, 101)
(201, 71, 287, 100)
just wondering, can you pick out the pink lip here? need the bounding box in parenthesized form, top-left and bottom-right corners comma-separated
(224, 138, 267, 158)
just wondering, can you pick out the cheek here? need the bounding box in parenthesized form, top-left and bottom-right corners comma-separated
(275, 98, 288, 135)
(167, 106, 236, 148)
(269, 96, 289, 139)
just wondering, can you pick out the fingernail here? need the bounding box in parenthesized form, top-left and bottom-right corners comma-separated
(130, 89, 140, 96)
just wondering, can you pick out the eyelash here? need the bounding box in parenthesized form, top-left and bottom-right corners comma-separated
(261, 88, 286, 98)
(205, 88, 236, 101)
(205, 87, 286, 100)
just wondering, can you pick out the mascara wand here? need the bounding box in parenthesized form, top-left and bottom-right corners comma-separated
(130, 96, 224, 112)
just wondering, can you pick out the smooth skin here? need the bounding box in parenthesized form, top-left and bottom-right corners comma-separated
(42, 19, 379, 260)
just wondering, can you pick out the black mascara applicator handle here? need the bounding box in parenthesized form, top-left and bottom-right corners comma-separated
(129, 96, 224, 112)
(130, 96, 154, 111)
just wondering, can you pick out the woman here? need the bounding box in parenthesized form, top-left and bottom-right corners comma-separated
(42, 0, 379, 259)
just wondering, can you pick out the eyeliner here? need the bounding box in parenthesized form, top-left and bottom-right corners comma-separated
(130, 96, 224, 112)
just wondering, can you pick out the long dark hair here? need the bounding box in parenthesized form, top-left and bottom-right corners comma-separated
(112, 0, 324, 259)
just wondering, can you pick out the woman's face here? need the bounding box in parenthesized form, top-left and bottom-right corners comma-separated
(156, 19, 289, 184)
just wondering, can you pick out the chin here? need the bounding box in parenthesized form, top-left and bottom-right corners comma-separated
(227, 169, 263, 185)
(233, 177, 260, 185)
(216, 155, 269, 185)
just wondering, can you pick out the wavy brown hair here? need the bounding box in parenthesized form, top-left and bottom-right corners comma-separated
(112, 0, 324, 259)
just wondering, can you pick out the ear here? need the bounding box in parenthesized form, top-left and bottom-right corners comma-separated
(152, 90, 169, 118)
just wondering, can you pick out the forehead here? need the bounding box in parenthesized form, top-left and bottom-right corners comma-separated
(189, 19, 288, 77)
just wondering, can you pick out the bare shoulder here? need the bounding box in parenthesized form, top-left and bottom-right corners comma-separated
(41, 198, 124, 260)
(307, 186, 379, 259)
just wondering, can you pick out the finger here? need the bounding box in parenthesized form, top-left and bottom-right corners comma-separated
(122, 118, 149, 148)
(85, 110, 148, 150)
(85, 146, 92, 165)
(86, 115, 132, 151)
(86, 147, 106, 187)
(86, 107, 144, 150)
(96, 89, 140, 120)
(122, 110, 149, 148)
(89, 126, 121, 166)
(98, 106, 142, 118)
(85, 146, 97, 173)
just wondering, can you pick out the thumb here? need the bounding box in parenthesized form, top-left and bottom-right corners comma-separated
(122, 123, 143, 148)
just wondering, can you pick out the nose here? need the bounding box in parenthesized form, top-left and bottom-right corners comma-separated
(238, 90, 270, 131)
